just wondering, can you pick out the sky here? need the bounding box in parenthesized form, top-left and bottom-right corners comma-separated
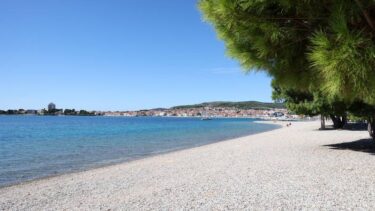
(0, 0, 273, 111)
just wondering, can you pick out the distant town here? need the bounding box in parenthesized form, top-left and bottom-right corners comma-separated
(0, 103, 96, 116)
(0, 101, 299, 120)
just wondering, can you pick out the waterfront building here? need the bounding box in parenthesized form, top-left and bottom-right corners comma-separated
(26, 110, 38, 115)
(48, 103, 56, 111)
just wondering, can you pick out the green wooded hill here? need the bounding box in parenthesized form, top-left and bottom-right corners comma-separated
(172, 101, 285, 110)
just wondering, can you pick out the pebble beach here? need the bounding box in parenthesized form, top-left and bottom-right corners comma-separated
(1, 121, 375, 210)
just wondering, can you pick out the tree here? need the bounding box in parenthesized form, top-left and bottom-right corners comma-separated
(78, 110, 94, 116)
(199, 0, 323, 90)
(64, 109, 76, 115)
(199, 0, 375, 137)
(199, 0, 375, 99)
(7, 110, 17, 115)
(272, 81, 347, 129)
(346, 101, 375, 137)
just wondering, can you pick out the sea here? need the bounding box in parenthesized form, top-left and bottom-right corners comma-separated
(0, 116, 280, 187)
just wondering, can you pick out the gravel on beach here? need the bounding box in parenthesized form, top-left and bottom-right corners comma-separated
(1, 121, 375, 210)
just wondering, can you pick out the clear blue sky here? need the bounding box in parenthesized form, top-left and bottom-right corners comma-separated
(0, 0, 273, 111)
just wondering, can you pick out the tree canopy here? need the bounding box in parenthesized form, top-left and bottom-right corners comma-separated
(199, 0, 375, 104)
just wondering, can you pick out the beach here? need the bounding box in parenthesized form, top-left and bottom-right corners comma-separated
(1, 120, 375, 210)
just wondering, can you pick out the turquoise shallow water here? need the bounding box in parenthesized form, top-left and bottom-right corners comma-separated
(0, 116, 279, 187)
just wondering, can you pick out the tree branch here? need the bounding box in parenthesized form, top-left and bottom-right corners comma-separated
(354, 0, 375, 31)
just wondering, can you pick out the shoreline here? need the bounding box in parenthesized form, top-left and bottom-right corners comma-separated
(2, 120, 374, 210)
(0, 114, 303, 121)
(0, 120, 283, 189)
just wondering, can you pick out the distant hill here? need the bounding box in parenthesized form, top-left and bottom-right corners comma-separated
(171, 101, 285, 110)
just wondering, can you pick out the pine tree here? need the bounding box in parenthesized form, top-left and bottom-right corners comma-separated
(199, 0, 375, 137)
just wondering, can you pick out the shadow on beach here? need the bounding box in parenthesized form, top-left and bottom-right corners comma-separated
(316, 123, 367, 131)
(324, 138, 375, 155)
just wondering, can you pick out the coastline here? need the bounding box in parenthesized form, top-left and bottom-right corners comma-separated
(2, 120, 375, 210)
(0, 119, 281, 189)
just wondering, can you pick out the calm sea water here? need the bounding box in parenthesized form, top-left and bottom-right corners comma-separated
(0, 116, 279, 187)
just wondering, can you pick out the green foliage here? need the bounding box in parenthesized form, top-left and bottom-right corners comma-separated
(347, 113, 366, 122)
(44, 109, 60, 115)
(199, 0, 325, 90)
(6, 110, 17, 115)
(309, 18, 375, 103)
(272, 81, 347, 117)
(347, 101, 375, 121)
(199, 0, 375, 105)
(64, 109, 77, 115)
(79, 110, 94, 116)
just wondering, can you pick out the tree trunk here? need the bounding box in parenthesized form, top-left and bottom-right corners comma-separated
(368, 118, 375, 140)
(330, 114, 340, 129)
(320, 114, 326, 130)
(354, 0, 375, 31)
(329, 114, 347, 129)
(340, 114, 348, 129)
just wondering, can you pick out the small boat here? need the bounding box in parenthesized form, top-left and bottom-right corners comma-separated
(201, 110, 212, 120)
(201, 117, 212, 120)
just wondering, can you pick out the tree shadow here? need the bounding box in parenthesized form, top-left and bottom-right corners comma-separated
(323, 138, 375, 155)
(316, 123, 367, 131)
(343, 122, 367, 131)
(316, 127, 336, 131)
